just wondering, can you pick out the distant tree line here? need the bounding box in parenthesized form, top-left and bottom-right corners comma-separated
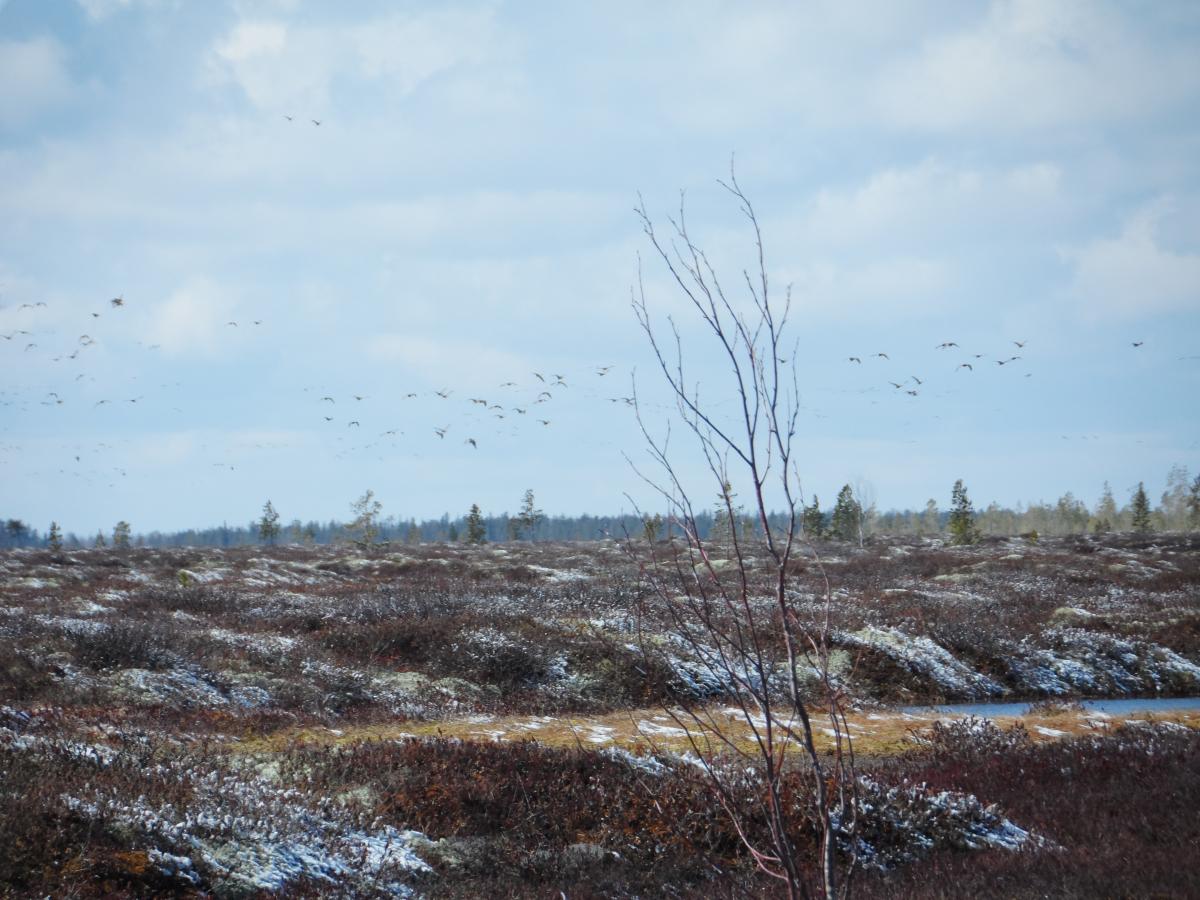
(5, 465, 1198, 549)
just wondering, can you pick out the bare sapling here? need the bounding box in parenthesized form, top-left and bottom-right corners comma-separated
(626, 167, 858, 900)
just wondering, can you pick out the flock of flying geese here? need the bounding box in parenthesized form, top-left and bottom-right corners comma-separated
(1, 271, 1190, 490)
(845, 339, 1034, 397)
(841, 337, 1164, 400)
(1, 288, 643, 483)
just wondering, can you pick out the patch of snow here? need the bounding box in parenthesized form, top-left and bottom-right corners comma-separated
(842, 626, 1006, 699)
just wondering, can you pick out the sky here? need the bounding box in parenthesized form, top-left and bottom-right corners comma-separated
(1, 0, 1198, 536)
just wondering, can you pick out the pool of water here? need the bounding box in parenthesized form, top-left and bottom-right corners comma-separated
(900, 696, 1200, 718)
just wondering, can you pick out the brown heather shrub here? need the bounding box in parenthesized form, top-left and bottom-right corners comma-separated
(858, 724, 1200, 898)
(0, 732, 197, 898)
(287, 738, 777, 883)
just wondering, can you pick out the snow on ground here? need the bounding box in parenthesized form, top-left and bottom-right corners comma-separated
(841, 626, 1007, 699)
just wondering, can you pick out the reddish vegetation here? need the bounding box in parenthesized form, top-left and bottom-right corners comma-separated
(1, 535, 1197, 895)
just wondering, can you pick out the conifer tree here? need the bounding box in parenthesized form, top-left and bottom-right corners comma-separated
(1130, 482, 1153, 533)
(258, 500, 281, 545)
(921, 498, 940, 536)
(1188, 474, 1200, 531)
(829, 485, 861, 542)
(349, 490, 382, 548)
(518, 489, 543, 541)
(1093, 481, 1118, 533)
(465, 504, 487, 543)
(801, 495, 825, 539)
(947, 479, 980, 545)
(112, 520, 132, 549)
(709, 480, 739, 545)
(93, 530, 107, 548)
(642, 513, 663, 543)
(47, 521, 63, 552)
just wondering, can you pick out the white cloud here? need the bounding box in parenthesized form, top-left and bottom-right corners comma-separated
(788, 159, 1064, 249)
(1064, 202, 1200, 319)
(365, 334, 531, 391)
(876, 0, 1200, 132)
(208, 8, 505, 113)
(780, 255, 954, 322)
(0, 37, 76, 128)
(144, 278, 239, 356)
(74, 0, 170, 20)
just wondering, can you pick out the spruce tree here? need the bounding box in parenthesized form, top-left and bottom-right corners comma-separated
(921, 499, 940, 536)
(1130, 482, 1153, 533)
(1188, 474, 1200, 531)
(801, 495, 825, 539)
(518, 489, 543, 541)
(947, 480, 980, 545)
(829, 485, 861, 542)
(47, 521, 63, 552)
(642, 513, 663, 543)
(465, 504, 487, 544)
(709, 481, 739, 545)
(93, 530, 107, 548)
(349, 490, 382, 548)
(258, 500, 281, 545)
(1093, 481, 1117, 533)
(112, 520, 132, 549)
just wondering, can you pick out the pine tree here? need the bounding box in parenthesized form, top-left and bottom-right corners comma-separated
(920, 499, 940, 536)
(1160, 464, 1191, 530)
(1093, 481, 1118, 533)
(801, 495, 825, 539)
(349, 490, 382, 549)
(93, 530, 107, 548)
(947, 480, 980, 546)
(642, 513, 663, 544)
(47, 521, 63, 552)
(112, 520, 132, 549)
(829, 485, 861, 542)
(1130, 482, 1153, 534)
(709, 481, 739, 545)
(1188, 475, 1200, 531)
(465, 504, 487, 544)
(518, 489, 543, 541)
(405, 522, 421, 545)
(258, 500, 281, 545)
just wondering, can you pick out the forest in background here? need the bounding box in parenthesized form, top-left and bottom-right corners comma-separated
(3, 464, 1197, 550)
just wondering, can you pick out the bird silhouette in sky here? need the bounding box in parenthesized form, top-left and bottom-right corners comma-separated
(957, 363, 973, 371)
(936, 342, 958, 349)
(111, 296, 124, 307)
(848, 356, 861, 363)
